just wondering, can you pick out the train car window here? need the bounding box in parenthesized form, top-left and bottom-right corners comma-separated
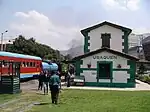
(31, 62, 33, 67)
(27, 62, 29, 67)
(29, 62, 31, 67)
(0, 62, 2, 67)
(21, 62, 24, 67)
(4, 62, 8, 67)
(24, 62, 27, 67)
(22, 62, 25, 67)
(33, 62, 35, 67)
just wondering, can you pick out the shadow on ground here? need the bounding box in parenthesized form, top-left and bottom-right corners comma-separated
(36, 92, 49, 95)
(34, 102, 51, 105)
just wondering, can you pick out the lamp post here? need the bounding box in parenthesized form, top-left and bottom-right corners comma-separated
(1, 30, 8, 51)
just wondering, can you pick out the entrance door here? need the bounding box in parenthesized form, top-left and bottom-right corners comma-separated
(97, 63, 111, 81)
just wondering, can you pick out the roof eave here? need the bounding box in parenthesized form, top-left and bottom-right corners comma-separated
(72, 48, 139, 61)
(80, 21, 132, 36)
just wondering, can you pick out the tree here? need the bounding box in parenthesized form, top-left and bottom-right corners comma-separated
(44, 54, 53, 60)
(6, 35, 65, 61)
(64, 54, 72, 60)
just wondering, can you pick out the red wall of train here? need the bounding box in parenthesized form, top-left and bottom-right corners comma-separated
(0, 56, 42, 75)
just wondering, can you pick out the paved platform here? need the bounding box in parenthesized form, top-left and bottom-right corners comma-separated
(62, 80, 150, 91)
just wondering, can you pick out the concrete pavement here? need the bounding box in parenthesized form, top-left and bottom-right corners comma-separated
(62, 80, 150, 91)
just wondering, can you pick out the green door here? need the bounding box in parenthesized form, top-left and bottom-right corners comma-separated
(97, 63, 111, 82)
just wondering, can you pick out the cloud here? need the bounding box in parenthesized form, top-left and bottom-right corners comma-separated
(101, 0, 141, 11)
(9, 9, 150, 50)
(133, 27, 150, 34)
(10, 10, 82, 50)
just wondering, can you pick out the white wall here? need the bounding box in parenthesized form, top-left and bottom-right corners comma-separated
(80, 71, 97, 82)
(80, 51, 131, 83)
(88, 25, 124, 52)
(113, 71, 130, 83)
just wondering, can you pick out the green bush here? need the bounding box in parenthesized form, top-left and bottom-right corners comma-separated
(137, 75, 150, 84)
(141, 76, 150, 84)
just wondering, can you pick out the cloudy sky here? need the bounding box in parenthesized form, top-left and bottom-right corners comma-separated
(0, 0, 150, 50)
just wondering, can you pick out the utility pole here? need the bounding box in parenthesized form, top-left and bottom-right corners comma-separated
(1, 30, 8, 51)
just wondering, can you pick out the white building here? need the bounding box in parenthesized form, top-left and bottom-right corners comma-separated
(128, 34, 140, 48)
(72, 21, 139, 88)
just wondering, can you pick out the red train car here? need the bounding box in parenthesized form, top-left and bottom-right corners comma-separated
(0, 51, 42, 79)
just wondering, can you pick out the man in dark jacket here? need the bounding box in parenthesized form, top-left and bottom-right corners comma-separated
(49, 70, 60, 104)
(38, 71, 43, 90)
(43, 70, 49, 95)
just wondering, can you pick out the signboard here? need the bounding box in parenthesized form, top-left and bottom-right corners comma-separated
(93, 55, 117, 60)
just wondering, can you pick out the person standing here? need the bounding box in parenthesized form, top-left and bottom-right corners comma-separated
(43, 70, 49, 95)
(49, 70, 60, 105)
(38, 71, 43, 90)
(66, 71, 71, 87)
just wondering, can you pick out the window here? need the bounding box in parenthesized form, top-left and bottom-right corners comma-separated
(23, 62, 26, 67)
(33, 62, 35, 67)
(101, 33, 111, 48)
(21, 62, 24, 67)
(26, 62, 30, 67)
(30, 62, 33, 67)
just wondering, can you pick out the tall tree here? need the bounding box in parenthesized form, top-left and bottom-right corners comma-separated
(6, 35, 64, 61)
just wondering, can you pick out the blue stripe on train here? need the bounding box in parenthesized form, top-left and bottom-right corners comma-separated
(20, 74, 39, 78)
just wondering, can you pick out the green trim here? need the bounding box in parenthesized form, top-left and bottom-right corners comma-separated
(113, 69, 129, 71)
(122, 31, 129, 53)
(85, 82, 135, 88)
(75, 60, 83, 76)
(81, 68, 97, 71)
(127, 60, 136, 84)
(80, 68, 97, 74)
(84, 34, 90, 53)
(97, 61, 113, 82)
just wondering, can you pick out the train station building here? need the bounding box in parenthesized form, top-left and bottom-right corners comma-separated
(72, 21, 139, 88)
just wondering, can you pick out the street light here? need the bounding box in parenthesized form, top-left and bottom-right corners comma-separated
(1, 30, 8, 51)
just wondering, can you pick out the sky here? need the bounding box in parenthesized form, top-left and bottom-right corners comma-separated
(0, 0, 150, 50)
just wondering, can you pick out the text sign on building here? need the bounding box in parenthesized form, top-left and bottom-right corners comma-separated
(93, 55, 117, 60)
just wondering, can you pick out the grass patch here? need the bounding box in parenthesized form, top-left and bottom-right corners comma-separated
(29, 90, 150, 112)
(1, 90, 150, 112)
(0, 93, 20, 104)
(0, 91, 50, 112)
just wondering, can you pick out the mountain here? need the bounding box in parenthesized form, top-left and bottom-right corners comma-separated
(60, 45, 84, 58)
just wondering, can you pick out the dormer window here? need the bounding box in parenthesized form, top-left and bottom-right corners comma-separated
(101, 33, 111, 48)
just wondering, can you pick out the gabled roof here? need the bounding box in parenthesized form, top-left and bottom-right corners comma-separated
(72, 47, 139, 61)
(81, 21, 132, 36)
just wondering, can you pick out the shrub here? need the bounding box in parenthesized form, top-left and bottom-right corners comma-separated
(142, 76, 150, 84)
